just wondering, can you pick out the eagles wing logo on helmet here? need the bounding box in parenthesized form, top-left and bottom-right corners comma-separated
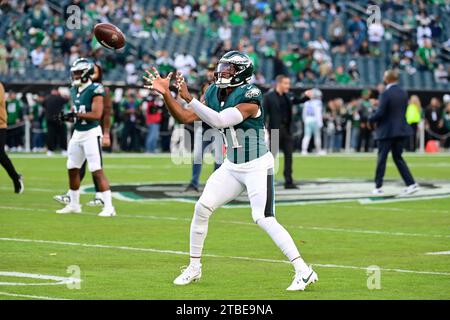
(224, 54, 250, 65)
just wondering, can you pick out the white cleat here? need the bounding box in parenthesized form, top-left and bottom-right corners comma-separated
(54, 194, 70, 205)
(372, 188, 384, 195)
(173, 264, 202, 286)
(56, 204, 81, 214)
(87, 198, 104, 207)
(402, 183, 420, 195)
(286, 266, 318, 291)
(98, 207, 116, 217)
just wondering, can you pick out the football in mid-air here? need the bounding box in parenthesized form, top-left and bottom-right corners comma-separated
(94, 23, 126, 50)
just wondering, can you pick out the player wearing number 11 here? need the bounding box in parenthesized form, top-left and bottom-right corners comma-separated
(143, 51, 317, 291)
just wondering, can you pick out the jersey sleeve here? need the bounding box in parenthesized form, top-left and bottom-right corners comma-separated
(203, 84, 213, 105)
(91, 83, 106, 97)
(240, 84, 263, 106)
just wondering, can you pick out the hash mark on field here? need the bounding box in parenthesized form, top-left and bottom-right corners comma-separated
(1, 237, 449, 277)
(0, 291, 69, 300)
(425, 251, 450, 255)
(0, 271, 81, 287)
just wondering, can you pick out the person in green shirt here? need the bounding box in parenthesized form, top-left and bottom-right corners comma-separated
(5, 91, 24, 150)
(402, 9, 416, 31)
(173, 15, 190, 35)
(228, 3, 245, 26)
(30, 94, 46, 151)
(357, 90, 374, 152)
(10, 41, 27, 75)
(334, 65, 352, 85)
(155, 50, 175, 76)
(245, 45, 259, 72)
(281, 48, 303, 76)
(196, 5, 210, 27)
(28, 3, 47, 29)
(416, 38, 436, 71)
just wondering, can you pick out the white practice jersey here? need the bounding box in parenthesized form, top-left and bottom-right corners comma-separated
(302, 99, 323, 126)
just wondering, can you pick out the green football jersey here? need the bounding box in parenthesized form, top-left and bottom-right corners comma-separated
(70, 83, 105, 131)
(204, 83, 268, 164)
(6, 98, 22, 125)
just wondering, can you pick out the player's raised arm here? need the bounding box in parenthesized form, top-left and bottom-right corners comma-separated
(176, 72, 258, 129)
(143, 67, 199, 124)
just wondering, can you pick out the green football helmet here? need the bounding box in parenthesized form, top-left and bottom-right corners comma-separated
(70, 58, 95, 87)
(214, 51, 254, 88)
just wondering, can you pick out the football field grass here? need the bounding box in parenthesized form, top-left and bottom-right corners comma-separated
(0, 153, 449, 300)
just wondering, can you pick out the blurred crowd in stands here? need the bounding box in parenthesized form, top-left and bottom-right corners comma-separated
(2, 87, 450, 154)
(0, 0, 449, 154)
(0, 0, 449, 87)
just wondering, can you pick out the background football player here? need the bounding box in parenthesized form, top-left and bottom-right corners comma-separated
(56, 58, 115, 217)
(143, 51, 317, 291)
(185, 64, 222, 192)
(54, 63, 112, 207)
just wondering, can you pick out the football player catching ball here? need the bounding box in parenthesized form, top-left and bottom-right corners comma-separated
(143, 51, 317, 291)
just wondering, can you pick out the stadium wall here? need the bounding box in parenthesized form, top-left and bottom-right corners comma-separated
(3, 82, 449, 105)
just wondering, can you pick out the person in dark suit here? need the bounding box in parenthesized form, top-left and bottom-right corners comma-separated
(263, 75, 311, 189)
(369, 69, 419, 195)
(43, 88, 69, 155)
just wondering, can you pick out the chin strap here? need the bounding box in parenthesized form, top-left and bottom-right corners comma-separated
(77, 80, 92, 92)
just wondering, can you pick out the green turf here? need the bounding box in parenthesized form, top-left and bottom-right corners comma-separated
(0, 153, 449, 300)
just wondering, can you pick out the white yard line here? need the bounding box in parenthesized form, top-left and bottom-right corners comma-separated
(320, 204, 450, 214)
(425, 251, 450, 255)
(114, 213, 450, 239)
(0, 291, 69, 300)
(0, 186, 56, 193)
(0, 206, 49, 212)
(2, 205, 449, 239)
(1, 237, 449, 277)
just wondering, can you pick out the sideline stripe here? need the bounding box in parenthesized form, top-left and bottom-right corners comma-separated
(0, 291, 69, 300)
(2, 205, 449, 239)
(1, 237, 449, 277)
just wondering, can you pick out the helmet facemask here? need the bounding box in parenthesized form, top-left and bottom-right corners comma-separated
(70, 60, 93, 87)
(214, 63, 238, 88)
(214, 51, 254, 88)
